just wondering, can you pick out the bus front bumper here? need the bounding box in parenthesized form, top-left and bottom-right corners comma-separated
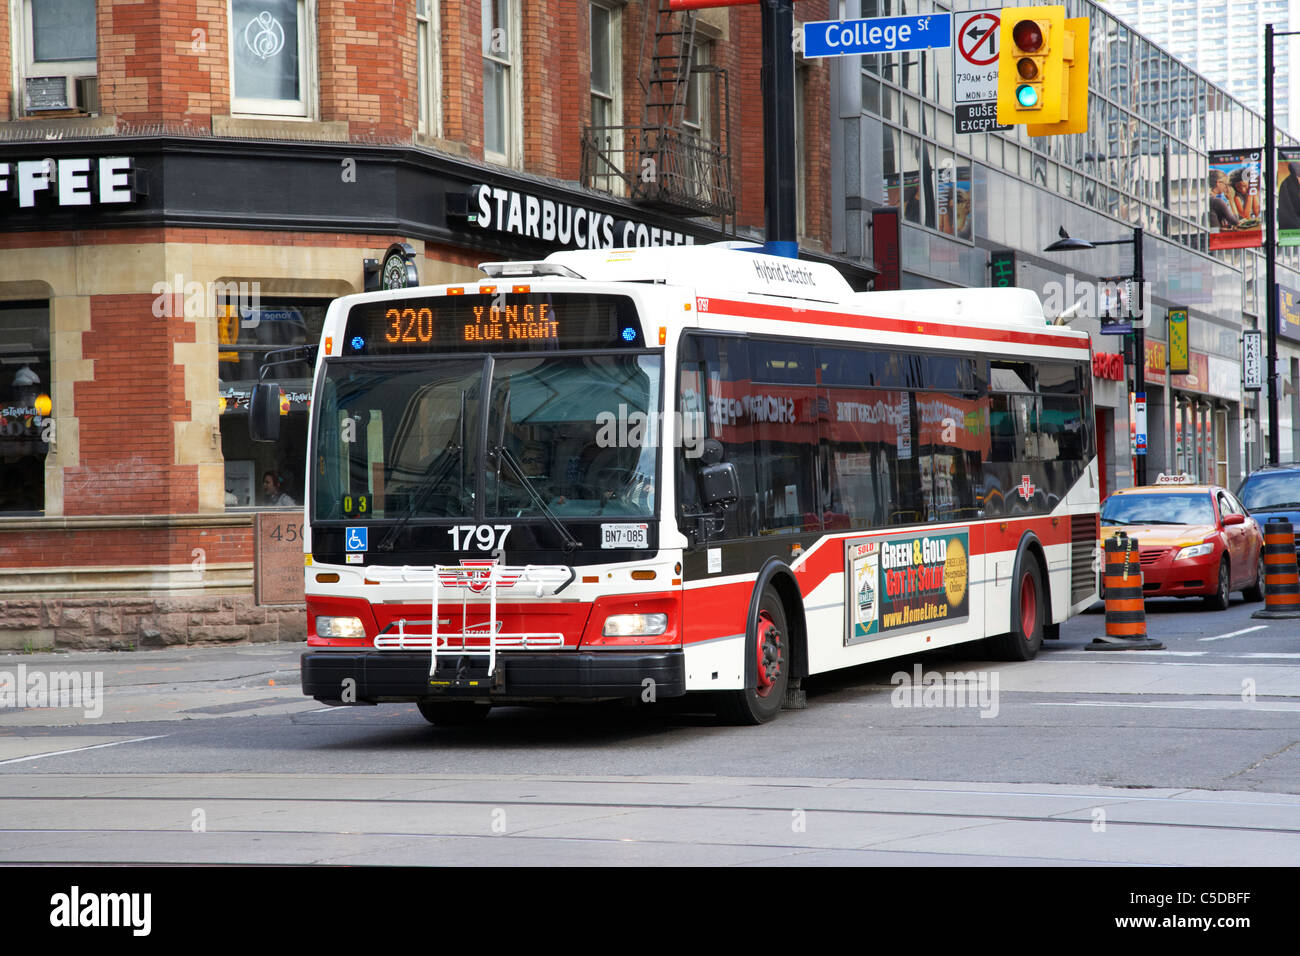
(302, 650, 686, 704)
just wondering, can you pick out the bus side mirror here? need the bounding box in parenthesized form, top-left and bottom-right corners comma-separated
(249, 383, 282, 443)
(700, 461, 738, 508)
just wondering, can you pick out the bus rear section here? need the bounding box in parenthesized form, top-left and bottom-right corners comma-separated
(294, 277, 697, 721)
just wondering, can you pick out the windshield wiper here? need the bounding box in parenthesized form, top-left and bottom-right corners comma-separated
(1252, 502, 1300, 510)
(492, 443, 583, 553)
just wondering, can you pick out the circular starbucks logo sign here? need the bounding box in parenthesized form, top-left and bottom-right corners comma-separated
(381, 248, 417, 290)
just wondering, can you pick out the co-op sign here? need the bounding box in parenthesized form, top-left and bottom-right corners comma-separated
(464, 184, 697, 250)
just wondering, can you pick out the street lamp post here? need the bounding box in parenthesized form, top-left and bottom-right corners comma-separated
(1263, 23, 1300, 464)
(1045, 226, 1147, 486)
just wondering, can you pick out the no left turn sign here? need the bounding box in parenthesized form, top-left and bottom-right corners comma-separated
(953, 8, 1009, 133)
(957, 12, 999, 66)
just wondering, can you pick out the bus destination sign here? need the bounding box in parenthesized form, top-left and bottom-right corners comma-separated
(344, 293, 642, 355)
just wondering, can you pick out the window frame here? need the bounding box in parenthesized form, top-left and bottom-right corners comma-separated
(588, 0, 624, 196)
(416, 0, 442, 138)
(482, 0, 523, 167)
(227, 0, 317, 120)
(15, 0, 98, 116)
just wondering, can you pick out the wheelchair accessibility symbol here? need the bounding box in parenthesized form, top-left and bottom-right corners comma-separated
(345, 527, 368, 552)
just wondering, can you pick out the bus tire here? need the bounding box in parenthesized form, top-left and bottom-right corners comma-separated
(718, 587, 790, 725)
(987, 559, 1044, 661)
(416, 700, 492, 725)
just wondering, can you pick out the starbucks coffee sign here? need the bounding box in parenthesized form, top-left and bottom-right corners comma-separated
(464, 184, 697, 250)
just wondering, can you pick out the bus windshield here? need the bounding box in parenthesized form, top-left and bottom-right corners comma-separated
(312, 352, 661, 523)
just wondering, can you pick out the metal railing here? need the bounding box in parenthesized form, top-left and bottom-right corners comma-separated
(581, 124, 735, 218)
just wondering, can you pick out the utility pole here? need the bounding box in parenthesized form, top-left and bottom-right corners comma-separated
(1265, 22, 1280, 465)
(1133, 226, 1146, 485)
(761, 0, 798, 258)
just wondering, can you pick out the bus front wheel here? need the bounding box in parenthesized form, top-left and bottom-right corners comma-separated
(718, 587, 790, 725)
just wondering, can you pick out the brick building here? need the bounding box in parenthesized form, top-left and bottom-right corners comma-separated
(0, 0, 857, 649)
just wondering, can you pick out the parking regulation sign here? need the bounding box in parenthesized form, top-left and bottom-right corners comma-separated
(953, 9, 1010, 134)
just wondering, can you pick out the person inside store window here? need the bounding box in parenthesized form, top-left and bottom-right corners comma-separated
(1208, 170, 1239, 229)
(262, 470, 296, 507)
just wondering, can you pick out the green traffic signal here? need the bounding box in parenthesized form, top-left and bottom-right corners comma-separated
(1016, 85, 1040, 107)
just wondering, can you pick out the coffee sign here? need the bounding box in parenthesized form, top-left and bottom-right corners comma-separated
(0, 157, 138, 208)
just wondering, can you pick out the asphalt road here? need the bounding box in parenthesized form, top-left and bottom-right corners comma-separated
(2, 591, 1298, 865)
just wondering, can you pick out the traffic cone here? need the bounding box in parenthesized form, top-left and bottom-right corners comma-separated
(1252, 519, 1300, 619)
(1088, 532, 1165, 650)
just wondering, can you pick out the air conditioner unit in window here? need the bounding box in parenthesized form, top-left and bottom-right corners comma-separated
(74, 76, 99, 114)
(24, 75, 69, 112)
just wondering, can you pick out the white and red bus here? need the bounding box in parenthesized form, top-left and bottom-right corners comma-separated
(263, 245, 1099, 725)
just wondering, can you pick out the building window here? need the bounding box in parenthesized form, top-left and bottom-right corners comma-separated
(217, 297, 327, 509)
(589, 1, 623, 195)
(0, 302, 52, 514)
(416, 0, 441, 137)
(229, 0, 312, 118)
(483, 0, 522, 164)
(684, 40, 711, 142)
(16, 0, 97, 115)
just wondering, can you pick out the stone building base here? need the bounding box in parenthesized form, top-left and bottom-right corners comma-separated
(0, 595, 306, 651)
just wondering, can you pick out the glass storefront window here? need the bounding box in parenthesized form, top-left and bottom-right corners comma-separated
(217, 296, 327, 509)
(0, 302, 51, 514)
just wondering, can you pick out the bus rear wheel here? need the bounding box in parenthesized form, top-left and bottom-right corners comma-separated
(987, 560, 1044, 661)
(718, 587, 790, 725)
(416, 701, 492, 725)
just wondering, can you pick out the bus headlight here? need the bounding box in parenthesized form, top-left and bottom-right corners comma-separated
(1174, 543, 1214, 561)
(603, 613, 668, 637)
(316, 615, 367, 638)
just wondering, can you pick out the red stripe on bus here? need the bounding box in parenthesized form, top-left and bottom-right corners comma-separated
(698, 297, 1091, 351)
(682, 515, 1083, 644)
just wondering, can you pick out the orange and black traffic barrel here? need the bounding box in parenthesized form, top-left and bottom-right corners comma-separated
(1088, 531, 1165, 651)
(1253, 519, 1300, 620)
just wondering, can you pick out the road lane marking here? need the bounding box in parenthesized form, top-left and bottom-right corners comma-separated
(1035, 701, 1300, 712)
(1199, 625, 1269, 642)
(1053, 650, 1208, 657)
(0, 735, 168, 766)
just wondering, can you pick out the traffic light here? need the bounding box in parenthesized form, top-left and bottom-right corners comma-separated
(1028, 17, 1090, 137)
(997, 6, 1070, 127)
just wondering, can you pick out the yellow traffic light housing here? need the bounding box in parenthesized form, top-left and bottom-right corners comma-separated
(1028, 17, 1090, 137)
(997, 6, 1071, 126)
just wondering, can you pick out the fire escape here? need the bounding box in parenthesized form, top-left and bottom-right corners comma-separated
(580, 0, 735, 225)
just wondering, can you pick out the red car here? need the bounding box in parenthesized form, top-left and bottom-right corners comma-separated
(1101, 477, 1265, 609)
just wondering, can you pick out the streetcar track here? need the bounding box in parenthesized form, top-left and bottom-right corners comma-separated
(0, 798, 1297, 836)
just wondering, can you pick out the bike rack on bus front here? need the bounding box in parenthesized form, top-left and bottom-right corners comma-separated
(369, 564, 575, 679)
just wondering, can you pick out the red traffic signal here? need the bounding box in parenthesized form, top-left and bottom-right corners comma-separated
(1012, 19, 1044, 52)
